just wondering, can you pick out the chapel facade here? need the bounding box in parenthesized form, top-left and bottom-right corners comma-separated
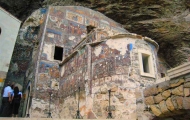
(5, 6, 167, 119)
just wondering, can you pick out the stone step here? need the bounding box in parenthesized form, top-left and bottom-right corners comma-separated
(0, 118, 115, 120)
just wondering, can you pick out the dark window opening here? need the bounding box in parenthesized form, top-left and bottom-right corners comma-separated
(86, 25, 96, 34)
(142, 53, 150, 73)
(161, 73, 165, 78)
(54, 46, 63, 61)
(0, 27, 1, 35)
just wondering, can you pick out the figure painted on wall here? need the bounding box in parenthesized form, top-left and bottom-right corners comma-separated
(49, 66, 60, 79)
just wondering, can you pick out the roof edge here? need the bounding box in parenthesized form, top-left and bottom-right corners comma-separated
(0, 7, 21, 23)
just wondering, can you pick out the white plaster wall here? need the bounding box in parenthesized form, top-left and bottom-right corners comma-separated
(106, 38, 136, 55)
(0, 7, 21, 80)
(42, 43, 54, 61)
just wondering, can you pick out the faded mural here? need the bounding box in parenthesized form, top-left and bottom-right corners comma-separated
(56, 33, 159, 119)
(30, 6, 128, 118)
(4, 6, 162, 119)
(5, 8, 47, 117)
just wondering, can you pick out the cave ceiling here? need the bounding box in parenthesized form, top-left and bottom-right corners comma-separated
(0, 0, 190, 67)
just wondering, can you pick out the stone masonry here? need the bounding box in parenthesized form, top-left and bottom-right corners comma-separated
(144, 77, 190, 118)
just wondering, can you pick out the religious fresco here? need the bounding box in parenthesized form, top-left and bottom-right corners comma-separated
(66, 10, 84, 24)
(60, 47, 88, 98)
(91, 41, 131, 83)
(96, 31, 108, 42)
(44, 6, 127, 57)
(30, 6, 143, 118)
(85, 17, 98, 27)
(6, 44, 33, 87)
(45, 28, 62, 45)
(38, 61, 59, 78)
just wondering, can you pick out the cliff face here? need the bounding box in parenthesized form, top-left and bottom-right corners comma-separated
(0, 0, 190, 67)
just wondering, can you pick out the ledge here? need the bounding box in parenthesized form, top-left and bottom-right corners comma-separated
(167, 62, 190, 79)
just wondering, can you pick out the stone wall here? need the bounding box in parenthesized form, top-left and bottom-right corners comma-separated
(144, 76, 190, 119)
(57, 33, 159, 119)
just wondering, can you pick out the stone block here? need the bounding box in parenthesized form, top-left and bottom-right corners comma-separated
(184, 88, 190, 97)
(170, 79, 185, 88)
(154, 94, 163, 104)
(170, 96, 178, 109)
(162, 90, 171, 99)
(144, 85, 158, 97)
(150, 105, 162, 116)
(115, 92, 124, 100)
(175, 96, 183, 109)
(135, 89, 142, 99)
(106, 105, 116, 111)
(185, 76, 190, 81)
(183, 97, 190, 109)
(100, 87, 108, 94)
(145, 96, 155, 105)
(184, 82, 190, 88)
(166, 98, 175, 111)
(172, 85, 184, 96)
(157, 81, 170, 93)
(87, 110, 97, 119)
(159, 101, 170, 114)
(111, 85, 118, 92)
(96, 94, 102, 99)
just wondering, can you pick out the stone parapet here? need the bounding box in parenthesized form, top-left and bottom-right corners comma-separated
(143, 77, 190, 117)
(167, 62, 190, 79)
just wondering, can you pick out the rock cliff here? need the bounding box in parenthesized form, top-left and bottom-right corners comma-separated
(0, 0, 190, 67)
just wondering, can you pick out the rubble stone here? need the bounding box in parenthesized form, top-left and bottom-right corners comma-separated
(172, 85, 184, 96)
(183, 97, 190, 109)
(166, 98, 175, 111)
(145, 96, 155, 105)
(159, 101, 170, 114)
(162, 90, 171, 99)
(154, 94, 163, 104)
(170, 79, 185, 88)
(150, 105, 162, 116)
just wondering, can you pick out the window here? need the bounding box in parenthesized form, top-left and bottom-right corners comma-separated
(142, 53, 150, 73)
(0, 27, 1, 35)
(138, 50, 155, 78)
(54, 46, 63, 61)
(86, 25, 96, 33)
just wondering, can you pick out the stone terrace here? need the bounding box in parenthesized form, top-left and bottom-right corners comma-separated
(144, 78, 190, 117)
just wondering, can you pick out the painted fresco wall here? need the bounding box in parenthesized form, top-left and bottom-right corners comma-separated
(90, 37, 158, 119)
(28, 6, 161, 119)
(3, 8, 47, 117)
(31, 6, 127, 118)
(56, 34, 159, 119)
(60, 47, 88, 98)
(0, 7, 21, 100)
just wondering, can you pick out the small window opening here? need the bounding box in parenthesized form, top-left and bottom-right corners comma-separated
(86, 25, 96, 34)
(161, 73, 165, 78)
(142, 53, 150, 73)
(54, 46, 63, 61)
(0, 27, 1, 35)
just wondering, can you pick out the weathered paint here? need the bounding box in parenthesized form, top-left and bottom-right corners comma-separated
(3, 6, 162, 119)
